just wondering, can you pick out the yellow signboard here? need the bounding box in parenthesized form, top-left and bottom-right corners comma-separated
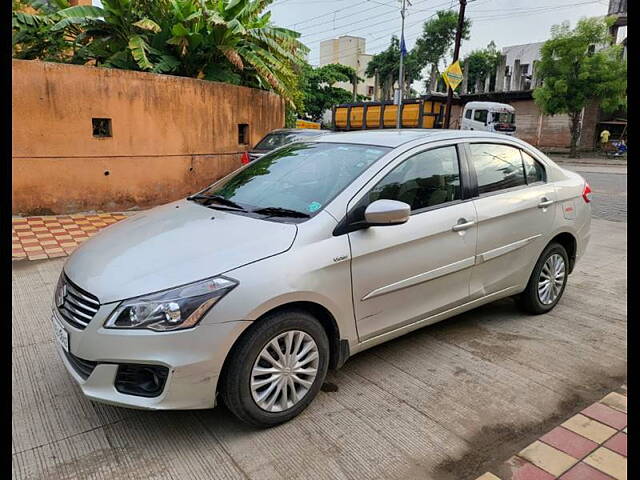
(295, 119, 321, 129)
(442, 60, 463, 91)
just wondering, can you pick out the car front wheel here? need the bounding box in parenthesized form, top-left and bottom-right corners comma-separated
(221, 309, 329, 427)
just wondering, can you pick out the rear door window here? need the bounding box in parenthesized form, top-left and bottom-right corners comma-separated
(521, 151, 546, 183)
(469, 143, 526, 194)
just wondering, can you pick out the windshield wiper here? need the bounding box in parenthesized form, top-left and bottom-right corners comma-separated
(252, 207, 310, 218)
(187, 193, 247, 211)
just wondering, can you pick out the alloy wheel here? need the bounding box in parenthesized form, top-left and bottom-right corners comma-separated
(537, 253, 566, 305)
(250, 330, 319, 412)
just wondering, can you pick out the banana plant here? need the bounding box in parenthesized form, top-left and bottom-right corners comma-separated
(13, 0, 308, 104)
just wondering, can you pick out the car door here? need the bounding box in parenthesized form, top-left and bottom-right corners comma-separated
(346, 143, 478, 341)
(466, 142, 557, 299)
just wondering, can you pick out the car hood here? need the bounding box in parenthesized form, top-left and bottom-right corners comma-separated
(64, 200, 297, 303)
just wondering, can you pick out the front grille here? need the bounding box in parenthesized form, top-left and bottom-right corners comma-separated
(63, 350, 97, 380)
(56, 274, 100, 330)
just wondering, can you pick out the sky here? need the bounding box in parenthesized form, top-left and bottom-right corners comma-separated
(267, 0, 611, 64)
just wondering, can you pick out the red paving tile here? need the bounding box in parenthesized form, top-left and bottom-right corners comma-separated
(559, 462, 615, 480)
(504, 456, 556, 480)
(12, 212, 133, 261)
(581, 403, 627, 430)
(603, 432, 627, 457)
(539, 426, 599, 459)
(484, 390, 627, 480)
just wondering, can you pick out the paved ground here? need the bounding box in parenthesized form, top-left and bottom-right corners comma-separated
(12, 213, 130, 261)
(478, 389, 627, 479)
(12, 217, 626, 480)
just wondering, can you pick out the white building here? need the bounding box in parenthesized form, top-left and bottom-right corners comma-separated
(319, 36, 376, 99)
(499, 42, 544, 92)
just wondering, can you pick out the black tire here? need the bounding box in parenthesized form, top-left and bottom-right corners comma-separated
(220, 309, 329, 428)
(517, 242, 569, 314)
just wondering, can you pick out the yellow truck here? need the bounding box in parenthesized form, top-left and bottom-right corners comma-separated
(332, 94, 450, 131)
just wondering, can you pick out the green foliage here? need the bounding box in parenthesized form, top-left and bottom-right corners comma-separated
(365, 36, 421, 100)
(462, 41, 499, 93)
(366, 11, 471, 99)
(298, 63, 363, 122)
(533, 17, 627, 156)
(413, 10, 471, 90)
(414, 10, 471, 68)
(12, 0, 308, 104)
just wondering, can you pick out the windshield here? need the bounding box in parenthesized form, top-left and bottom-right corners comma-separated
(195, 142, 390, 218)
(492, 112, 515, 124)
(254, 133, 297, 150)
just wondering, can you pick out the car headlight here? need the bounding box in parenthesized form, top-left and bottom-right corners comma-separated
(104, 276, 238, 331)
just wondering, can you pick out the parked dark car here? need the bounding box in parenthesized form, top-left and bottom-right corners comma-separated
(248, 128, 330, 161)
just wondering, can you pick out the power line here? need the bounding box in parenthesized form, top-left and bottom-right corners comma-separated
(304, 0, 455, 44)
(283, 0, 371, 28)
(299, 1, 401, 38)
(312, 0, 601, 64)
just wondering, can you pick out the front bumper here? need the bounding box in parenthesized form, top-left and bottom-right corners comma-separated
(53, 303, 251, 410)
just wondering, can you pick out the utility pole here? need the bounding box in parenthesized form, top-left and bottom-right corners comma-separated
(395, 0, 407, 129)
(444, 0, 467, 129)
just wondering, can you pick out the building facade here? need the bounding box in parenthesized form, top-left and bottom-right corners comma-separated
(319, 36, 376, 99)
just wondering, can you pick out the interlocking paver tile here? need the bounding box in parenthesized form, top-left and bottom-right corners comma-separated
(503, 456, 555, 480)
(603, 433, 627, 457)
(584, 448, 626, 480)
(559, 462, 616, 480)
(581, 403, 627, 430)
(539, 426, 599, 459)
(562, 414, 616, 444)
(600, 393, 627, 413)
(518, 441, 577, 476)
(475, 473, 501, 480)
(12, 212, 135, 261)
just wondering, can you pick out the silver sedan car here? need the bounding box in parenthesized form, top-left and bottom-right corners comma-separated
(53, 130, 591, 427)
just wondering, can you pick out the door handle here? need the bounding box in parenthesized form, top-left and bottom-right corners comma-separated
(452, 219, 475, 232)
(538, 198, 554, 208)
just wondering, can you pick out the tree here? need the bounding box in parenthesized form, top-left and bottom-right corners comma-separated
(413, 10, 471, 92)
(462, 41, 499, 93)
(12, 0, 308, 106)
(365, 36, 421, 101)
(533, 17, 627, 157)
(12, 0, 75, 62)
(298, 63, 364, 122)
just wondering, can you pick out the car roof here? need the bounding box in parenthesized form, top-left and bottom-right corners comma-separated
(313, 129, 523, 148)
(464, 101, 515, 111)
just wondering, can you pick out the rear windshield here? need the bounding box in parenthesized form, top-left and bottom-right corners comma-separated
(254, 133, 299, 150)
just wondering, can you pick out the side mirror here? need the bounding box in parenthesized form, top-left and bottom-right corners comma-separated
(364, 199, 410, 226)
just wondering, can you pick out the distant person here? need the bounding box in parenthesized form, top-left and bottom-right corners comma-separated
(599, 129, 611, 150)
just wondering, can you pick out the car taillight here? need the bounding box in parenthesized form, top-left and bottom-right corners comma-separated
(582, 182, 592, 203)
(241, 152, 250, 165)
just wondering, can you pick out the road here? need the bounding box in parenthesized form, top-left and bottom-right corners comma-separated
(564, 165, 627, 223)
(12, 169, 627, 480)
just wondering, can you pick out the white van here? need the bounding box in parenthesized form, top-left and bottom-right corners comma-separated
(461, 101, 516, 136)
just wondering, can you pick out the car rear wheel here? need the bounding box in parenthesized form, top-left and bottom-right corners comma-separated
(221, 309, 329, 427)
(517, 242, 569, 314)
